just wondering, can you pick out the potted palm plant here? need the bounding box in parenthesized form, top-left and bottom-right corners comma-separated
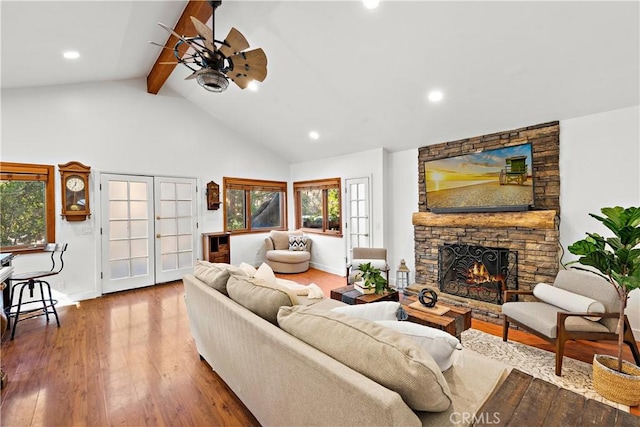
(567, 206, 640, 406)
(354, 262, 390, 295)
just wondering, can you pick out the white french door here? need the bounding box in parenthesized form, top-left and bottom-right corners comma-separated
(345, 177, 371, 261)
(100, 174, 197, 293)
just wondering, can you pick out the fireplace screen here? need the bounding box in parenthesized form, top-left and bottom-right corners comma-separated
(438, 244, 517, 304)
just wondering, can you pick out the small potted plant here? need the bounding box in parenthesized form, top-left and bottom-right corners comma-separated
(568, 206, 640, 406)
(354, 262, 389, 295)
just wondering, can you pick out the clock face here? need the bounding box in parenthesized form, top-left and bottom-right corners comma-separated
(66, 176, 85, 192)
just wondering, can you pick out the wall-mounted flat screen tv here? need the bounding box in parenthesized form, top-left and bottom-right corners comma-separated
(424, 143, 534, 213)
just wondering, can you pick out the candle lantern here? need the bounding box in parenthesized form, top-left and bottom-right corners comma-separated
(396, 259, 410, 291)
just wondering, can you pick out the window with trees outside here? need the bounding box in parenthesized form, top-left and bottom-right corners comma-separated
(0, 162, 56, 253)
(294, 178, 342, 236)
(224, 177, 287, 233)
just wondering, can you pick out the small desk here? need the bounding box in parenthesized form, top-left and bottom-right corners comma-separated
(400, 296, 471, 340)
(330, 285, 399, 305)
(474, 369, 636, 426)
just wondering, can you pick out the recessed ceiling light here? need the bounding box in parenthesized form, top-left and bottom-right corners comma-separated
(428, 90, 444, 102)
(63, 51, 80, 59)
(309, 131, 320, 140)
(363, 0, 380, 10)
(247, 81, 258, 91)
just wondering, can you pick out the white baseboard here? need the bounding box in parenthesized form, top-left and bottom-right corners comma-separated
(309, 262, 344, 277)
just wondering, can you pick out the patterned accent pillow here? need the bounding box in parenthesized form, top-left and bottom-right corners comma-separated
(288, 235, 308, 251)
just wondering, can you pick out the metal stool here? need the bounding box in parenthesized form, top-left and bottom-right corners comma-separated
(6, 243, 66, 340)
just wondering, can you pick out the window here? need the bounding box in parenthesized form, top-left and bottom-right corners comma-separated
(0, 162, 56, 253)
(294, 178, 342, 236)
(224, 177, 287, 233)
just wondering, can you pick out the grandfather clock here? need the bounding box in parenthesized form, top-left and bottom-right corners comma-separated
(58, 161, 91, 221)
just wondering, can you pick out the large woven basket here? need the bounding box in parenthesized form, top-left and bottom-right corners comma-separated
(592, 354, 640, 406)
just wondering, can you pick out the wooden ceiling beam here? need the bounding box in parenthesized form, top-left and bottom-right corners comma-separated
(146, 0, 213, 94)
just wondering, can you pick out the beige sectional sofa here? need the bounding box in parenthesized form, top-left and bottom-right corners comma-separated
(183, 263, 509, 427)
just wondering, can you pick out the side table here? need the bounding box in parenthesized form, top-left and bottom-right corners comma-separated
(330, 285, 399, 305)
(400, 296, 471, 340)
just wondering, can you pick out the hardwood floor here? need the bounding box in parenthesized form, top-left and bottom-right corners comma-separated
(1, 268, 637, 425)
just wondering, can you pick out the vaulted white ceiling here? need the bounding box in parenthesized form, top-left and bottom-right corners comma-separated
(2, 1, 638, 163)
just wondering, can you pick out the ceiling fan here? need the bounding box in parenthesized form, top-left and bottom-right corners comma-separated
(151, 0, 267, 92)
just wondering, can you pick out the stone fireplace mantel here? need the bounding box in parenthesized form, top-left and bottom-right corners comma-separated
(412, 210, 557, 230)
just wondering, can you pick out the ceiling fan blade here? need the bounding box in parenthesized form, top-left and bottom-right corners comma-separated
(190, 16, 215, 51)
(157, 22, 194, 46)
(228, 49, 268, 82)
(218, 27, 250, 57)
(228, 74, 252, 90)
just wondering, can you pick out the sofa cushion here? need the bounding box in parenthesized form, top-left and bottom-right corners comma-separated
(375, 320, 463, 372)
(533, 282, 605, 321)
(238, 262, 257, 277)
(194, 261, 247, 295)
(227, 274, 299, 325)
(255, 262, 278, 285)
(288, 235, 308, 251)
(331, 301, 401, 321)
(277, 305, 452, 412)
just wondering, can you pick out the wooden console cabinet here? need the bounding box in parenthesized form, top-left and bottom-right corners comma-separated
(202, 232, 231, 263)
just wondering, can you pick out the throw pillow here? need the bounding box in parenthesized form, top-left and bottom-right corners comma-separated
(288, 235, 308, 251)
(277, 305, 452, 412)
(331, 301, 401, 321)
(255, 262, 277, 285)
(194, 261, 247, 295)
(375, 321, 463, 371)
(239, 262, 257, 277)
(227, 274, 298, 325)
(533, 282, 605, 321)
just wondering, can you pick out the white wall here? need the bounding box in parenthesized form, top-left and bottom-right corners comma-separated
(289, 148, 387, 276)
(559, 106, 640, 335)
(1, 79, 289, 300)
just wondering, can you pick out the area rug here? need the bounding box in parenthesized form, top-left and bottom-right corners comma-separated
(461, 328, 630, 411)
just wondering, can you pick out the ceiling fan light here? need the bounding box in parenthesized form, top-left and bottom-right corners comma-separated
(196, 69, 229, 92)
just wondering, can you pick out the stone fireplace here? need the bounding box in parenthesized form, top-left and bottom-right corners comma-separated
(413, 122, 561, 324)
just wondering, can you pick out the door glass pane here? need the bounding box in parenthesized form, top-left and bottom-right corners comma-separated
(161, 236, 177, 253)
(110, 259, 130, 279)
(176, 183, 191, 200)
(110, 201, 128, 220)
(130, 220, 148, 238)
(178, 235, 192, 251)
(162, 253, 177, 271)
(161, 200, 176, 217)
(109, 181, 128, 199)
(177, 218, 191, 234)
(177, 200, 191, 217)
(130, 182, 148, 200)
(178, 252, 192, 269)
(131, 258, 148, 277)
(160, 182, 175, 199)
(131, 239, 148, 258)
(110, 221, 128, 239)
(160, 218, 176, 235)
(130, 201, 148, 219)
(110, 240, 130, 259)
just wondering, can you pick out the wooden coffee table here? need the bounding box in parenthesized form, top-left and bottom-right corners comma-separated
(400, 296, 471, 340)
(330, 285, 399, 305)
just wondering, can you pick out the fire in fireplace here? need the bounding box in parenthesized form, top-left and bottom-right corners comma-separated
(438, 244, 517, 304)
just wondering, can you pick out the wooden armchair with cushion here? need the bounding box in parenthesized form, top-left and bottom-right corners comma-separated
(502, 269, 640, 376)
(346, 248, 390, 286)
